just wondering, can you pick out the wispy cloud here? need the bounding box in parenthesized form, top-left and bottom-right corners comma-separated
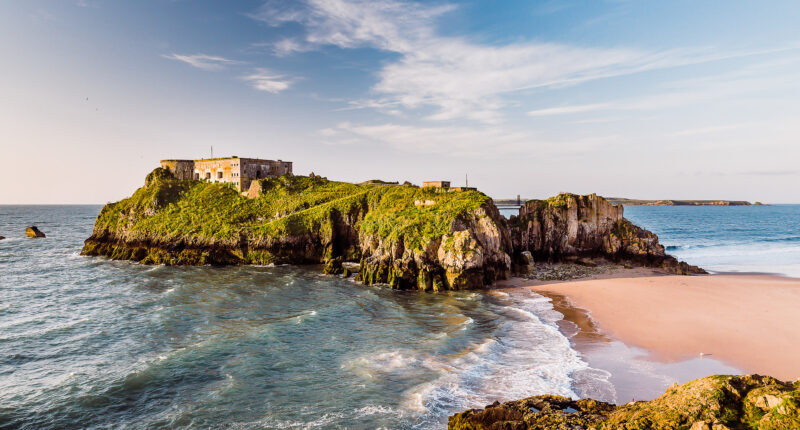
(320, 121, 619, 157)
(529, 66, 800, 118)
(528, 103, 612, 117)
(249, 0, 793, 123)
(162, 53, 242, 71)
(241, 69, 293, 93)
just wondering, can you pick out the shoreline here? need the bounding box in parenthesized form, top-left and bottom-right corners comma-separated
(500, 271, 800, 386)
(497, 270, 800, 403)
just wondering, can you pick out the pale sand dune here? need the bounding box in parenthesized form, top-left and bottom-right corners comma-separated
(512, 273, 800, 381)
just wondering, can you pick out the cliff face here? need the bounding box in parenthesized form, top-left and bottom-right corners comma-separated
(82, 168, 513, 291)
(509, 193, 705, 275)
(358, 203, 513, 290)
(448, 374, 800, 429)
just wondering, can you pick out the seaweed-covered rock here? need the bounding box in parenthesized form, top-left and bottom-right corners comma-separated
(509, 193, 704, 274)
(26, 226, 46, 238)
(448, 374, 800, 429)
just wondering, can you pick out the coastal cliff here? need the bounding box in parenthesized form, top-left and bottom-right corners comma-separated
(509, 193, 705, 274)
(83, 169, 700, 288)
(448, 374, 800, 429)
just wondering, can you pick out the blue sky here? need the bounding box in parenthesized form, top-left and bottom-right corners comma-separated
(1, 0, 799, 203)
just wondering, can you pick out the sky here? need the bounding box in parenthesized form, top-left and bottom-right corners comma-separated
(1, 0, 799, 204)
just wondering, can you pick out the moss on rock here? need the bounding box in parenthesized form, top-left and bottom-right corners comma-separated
(448, 374, 800, 430)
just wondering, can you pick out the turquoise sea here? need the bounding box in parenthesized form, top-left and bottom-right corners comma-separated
(1, 204, 797, 429)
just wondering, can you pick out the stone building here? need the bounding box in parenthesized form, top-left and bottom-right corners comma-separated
(422, 181, 450, 188)
(160, 156, 292, 192)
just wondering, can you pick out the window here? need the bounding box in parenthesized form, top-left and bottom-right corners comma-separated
(205, 172, 211, 180)
(218, 172, 223, 179)
(194, 173, 199, 180)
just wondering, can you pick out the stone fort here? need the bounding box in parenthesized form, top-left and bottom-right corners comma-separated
(160, 157, 292, 193)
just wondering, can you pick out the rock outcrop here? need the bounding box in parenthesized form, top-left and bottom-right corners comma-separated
(448, 374, 800, 429)
(509, 193, 705, 274)
(25, 226, 46, 238)
(358, 203, 513, 290)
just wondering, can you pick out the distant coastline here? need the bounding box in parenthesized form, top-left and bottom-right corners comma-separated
(605, 198, 767, 206)
(494, 198, 766, 206)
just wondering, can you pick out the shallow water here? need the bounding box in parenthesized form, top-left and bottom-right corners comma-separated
(0, 205, 614, 429)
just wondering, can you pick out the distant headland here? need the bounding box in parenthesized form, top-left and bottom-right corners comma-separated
(496, 197, 767, 206)
(604, 198, 767, 206)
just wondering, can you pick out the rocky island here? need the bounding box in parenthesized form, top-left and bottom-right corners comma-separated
(82, 168, 702, 291)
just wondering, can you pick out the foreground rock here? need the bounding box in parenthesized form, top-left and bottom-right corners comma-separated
(0, 236, 5, 240)
(25, 226, 46, 238)
(82, 169, 700, 289)
(509, 193, 705, 274)
(449, 374, 800, 429)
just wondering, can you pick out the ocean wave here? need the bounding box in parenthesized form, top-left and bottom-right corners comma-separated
(396, 291, 615, 422)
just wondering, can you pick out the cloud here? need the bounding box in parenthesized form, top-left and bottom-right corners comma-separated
(528, 103, 612, 117)
(162, 53, 242, 71)
(241, 69, 293, 93)
(528, 66, 800, 118)
(249, 0, 790, 123)
(320, 121, 619, 157)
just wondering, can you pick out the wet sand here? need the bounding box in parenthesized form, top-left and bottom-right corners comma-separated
(504, 272, 800, 383)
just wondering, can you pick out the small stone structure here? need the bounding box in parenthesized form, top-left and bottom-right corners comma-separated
(422, 181, 450, 188)
(161, 156, 292, 192)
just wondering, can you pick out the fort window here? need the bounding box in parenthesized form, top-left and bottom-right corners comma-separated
(205, 172, 211, 180)
(194, 173, 199, 180)
(217, 172, 223, 179)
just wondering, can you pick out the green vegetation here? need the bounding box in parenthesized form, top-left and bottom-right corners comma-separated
(546, 193, 573, 209)
(90, 168, 489, 254)
(449, 374, 800, 429)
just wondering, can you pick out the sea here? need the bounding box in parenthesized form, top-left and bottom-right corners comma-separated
(1, 204, 798, 429)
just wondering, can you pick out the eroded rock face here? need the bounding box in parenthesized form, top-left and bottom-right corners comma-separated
(448, 374, 800, 430)
(25, 226, 46, 238)
(509, 193, 704, 274)
(358, 203, 513, 291)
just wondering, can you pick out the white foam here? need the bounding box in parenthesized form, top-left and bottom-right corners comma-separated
(399, 290, 615, 418)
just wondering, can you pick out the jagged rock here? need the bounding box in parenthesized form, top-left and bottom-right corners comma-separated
(521, 250, 534, 265)
(0, 236, 5, 240)
(448, 374, 800, 429)
(323, 257, 344, 275)
(25, 226, 46, 238)
(509, 193, 704, 275)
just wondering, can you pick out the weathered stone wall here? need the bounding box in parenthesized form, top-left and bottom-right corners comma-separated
(160, 160, 195, 180)
(159, 157, 293, 192)
(238, 158, 292, 192)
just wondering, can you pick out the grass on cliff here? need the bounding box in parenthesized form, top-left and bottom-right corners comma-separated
(94, 169, 489, 251)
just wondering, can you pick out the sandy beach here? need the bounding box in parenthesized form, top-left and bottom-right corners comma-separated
(504, 271, 800, 382)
